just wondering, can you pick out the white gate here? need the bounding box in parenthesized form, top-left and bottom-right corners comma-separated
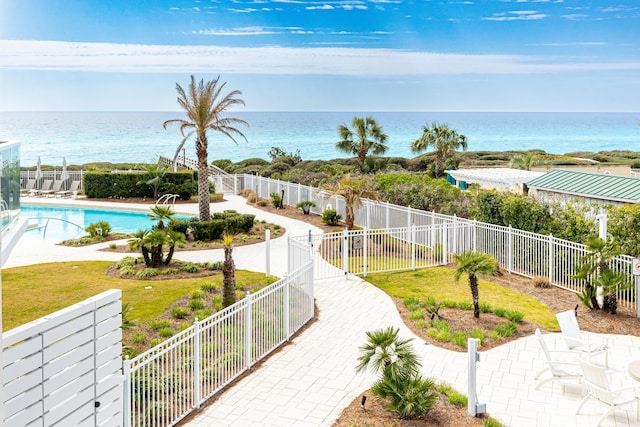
(3, 290, 123, 426)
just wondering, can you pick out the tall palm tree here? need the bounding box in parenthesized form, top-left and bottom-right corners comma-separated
(411, 122, 468, 178)
(336, 116, 388, 167)
(164, 75, 248, 221)
(324, 174, 379, 230)
(453, 251, 498, 318)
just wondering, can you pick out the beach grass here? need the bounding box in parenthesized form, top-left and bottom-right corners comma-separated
(2, 261, 274, 331)
(364, 266, 559, 330)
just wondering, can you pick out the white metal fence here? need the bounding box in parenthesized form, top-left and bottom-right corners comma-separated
(2, 290, 123, 426)
(241, 173, 639, 315)
(124, 239, 314, 427)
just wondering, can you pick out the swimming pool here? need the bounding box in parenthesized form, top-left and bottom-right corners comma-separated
(21, 204, 191, 241)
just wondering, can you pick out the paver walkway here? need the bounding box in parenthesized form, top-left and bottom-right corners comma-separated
(9, 196, 640, 427)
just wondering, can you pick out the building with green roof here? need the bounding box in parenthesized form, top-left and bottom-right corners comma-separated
(527, 168, 640, 206)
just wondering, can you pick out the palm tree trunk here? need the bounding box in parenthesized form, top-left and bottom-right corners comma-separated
(197, 138, 211, 221)
(346, 206, 354, 230)
(222, 247, 236, 308)
(165, 245, 175, 265)
(435, 154, 444, 178)
(141, 246, 151, 266)
(469, 274, 480, 318)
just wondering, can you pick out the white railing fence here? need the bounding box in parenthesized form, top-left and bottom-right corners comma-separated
(2, 290, 123, 426)
(20, 170, 85, 190)
(242, 173, 639, 315)
(123, 239, 314, 427)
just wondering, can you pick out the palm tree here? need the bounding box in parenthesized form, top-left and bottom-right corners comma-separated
(336, 116, 388, 167)
(355, 326, 420, 383)
(411, 122, 468, 178)
(222, 234, 236, 308)
(453, 251, 498, 318)
(324, 174, 379, 230)
(164, 75, 248, 221)
(510, 152, 540, 171)
(147, 205, 175, 230)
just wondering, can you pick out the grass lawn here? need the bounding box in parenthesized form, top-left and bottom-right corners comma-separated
(364, 266, 559, 330)
(2, 261, 275, 331)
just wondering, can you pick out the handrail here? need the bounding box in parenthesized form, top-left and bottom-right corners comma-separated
(25, 216, 84, 239)
(156, 194, 179, 206)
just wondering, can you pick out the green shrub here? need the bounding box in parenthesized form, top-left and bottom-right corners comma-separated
(321, 209, 342, 226)
(212, 295, 223, 311)
(269, 192, 282, 208)
(119, 266, 136, 276)
(415, 319, 427, 329)
(427, 319, 451, 341)
(469, 328, 486, 344)
(504, 310, 525, 323)
(117, 257, 137, 269)
(170, 307, 189, 319)
(158, 327, 175, 338)
(149, 319, 172, 331)
(85, 221, 111, 238)
(479, 302, 492, 313)
(131, 332, 147, 344)
(188, 299, 205, 310)
(457, 301, 473, 311)
(150, 338, 164, 347)
(484, 419, 506, 427)
(136, 268, 159, 278)
(372, 376, 437, 420)
(123, 346, 141, 360)
(201, 283, 218, 293)
(84, 170, 196, 199)
(421, 296, 437, 307)
(109, 243, 117, 249)
(439, 300, 458, 308)
(210, 261, 224, 270)
(532, 275, 551, 288)
(194, 309, 213, 320)
(403, 297, 420, 307)
(408, 309, 424, 320)
(451, 331, 468, 348)
(181, 263, 200, 273)
(162, 268, 181, 275)
(491, 322, 518, 339)
(437, 383, 468, 406)
(492, 307, 507, 318)
(191, 290, 206, 300)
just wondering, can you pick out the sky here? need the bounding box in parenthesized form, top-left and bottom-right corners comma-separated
(0, 0, 639, 112)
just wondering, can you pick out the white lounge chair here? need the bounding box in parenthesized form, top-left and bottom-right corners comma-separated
(30, 179, 53, 197)
(55, 180, 80, 198)
(20, 179, 36, 196)
(534, 328, 583, 390)
(40, 180, 64, 197)
(556, 309, 609, 366)
(577, 357, 640, 426)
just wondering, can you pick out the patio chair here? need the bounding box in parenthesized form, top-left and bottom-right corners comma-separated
(40, 180, 64, 197)
(20, 179, 36, 196)
(55, 180, 80, 198)
(534, 328, 583, 390)
(576, 357, 640, 426)
(30, 179, 53, 197)
(556, 309, 609, 366)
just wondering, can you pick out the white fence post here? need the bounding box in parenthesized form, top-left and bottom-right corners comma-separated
(508, 225, 513, 274)
(407, 205, 412, 227)
(386, 202, 390, 229)
(266, 229, 271, 277)
(472, 219, 478, 252)
(467, 338, 486, 416)
(245, 292, 253, 369)
(411, 224, 416, 271)
(284, 273, 291, 339)
(343, 229, 349, 276)
(453, 215, 458, 255)
(548, 234, 554, 283)
(194, 319, 202, 408)
(442, 223, 448, 265)
(363, 229, 368, 277)
(123, 357, 130, 427)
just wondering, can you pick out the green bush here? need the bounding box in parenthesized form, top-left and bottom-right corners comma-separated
(131, 332, 147, 344)
(211, 295, 223, 311)
(193, 309, 213, 320)
(408, 309, 424, 320)
(170, 307, 189, 319)
(451, 331, 467, 348)
(136, 268, 159, 278)
(439, 300, 458, 308)
(85, 221, 111, 238)
(504, 310, 525, 323)
(437, 383, 468, 406)
(270, 192, 283, 208)
(201, 282, 218, 293)
(403, 297, 420, 307)
(491, 322, 518, 339)
(188, 299, 205, 310)
(191, 290, 206, 300)
(149, 319, 172, 330)
(119, 266, 136, 276)
(457, 301, 473, 311)
(180, 263, 200, 273)
(84, 171, 196, 199)
(162, 268, 181, 275)
(322, 209, 342, 226)
(469, 328, 486, 344)
(158, 327, 175, 338)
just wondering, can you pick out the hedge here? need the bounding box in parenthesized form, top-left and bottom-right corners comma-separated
(169, 211, 256, 241)
(83, 171, 197, 199)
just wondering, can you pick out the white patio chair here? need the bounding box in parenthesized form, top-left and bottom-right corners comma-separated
(577, 357, 640, 426)
(556, 309, 609, 366)
(534, 328, 583, 390)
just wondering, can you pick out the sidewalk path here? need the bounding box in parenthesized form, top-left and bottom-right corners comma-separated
(8, 196, 640, 426)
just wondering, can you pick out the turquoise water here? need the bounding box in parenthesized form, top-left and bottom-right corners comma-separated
(2, 111, 639, 167)
(21, 204, 191, 241)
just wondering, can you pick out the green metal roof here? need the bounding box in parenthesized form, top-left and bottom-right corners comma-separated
(527, 169, 640, 203)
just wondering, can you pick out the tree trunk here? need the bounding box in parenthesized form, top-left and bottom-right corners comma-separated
(222, 247, 236, 308)
(164, 245, 175, 265)
(346, 206, 354, 230)
(434, 153, 445, 178)
(150, 245, 163, 268)
(197, 136, 211, 221)
(469, 274, 480, 318)
(141, 246, 151, 266)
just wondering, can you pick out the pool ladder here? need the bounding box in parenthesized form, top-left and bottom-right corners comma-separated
(156, 194, 179, 206)
(26, 217, 84, 239)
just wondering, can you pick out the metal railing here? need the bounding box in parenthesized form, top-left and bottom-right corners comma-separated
(123, 237, 314, 427)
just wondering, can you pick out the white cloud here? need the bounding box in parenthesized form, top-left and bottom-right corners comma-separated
(483, 10, 547, 20)
(540, 41, 607, 46)
(195, 26, 278, 35)
(561, 13, 589, 20)
(306, 4, 334, 10)
(2, 40, 639, 76)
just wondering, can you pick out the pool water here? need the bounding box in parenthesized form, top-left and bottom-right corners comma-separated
(21, 204, 191, 241)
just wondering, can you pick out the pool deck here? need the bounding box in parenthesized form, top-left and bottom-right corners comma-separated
(6, 196, 640, 427)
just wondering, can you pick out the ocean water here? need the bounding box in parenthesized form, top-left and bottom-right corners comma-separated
(1, 111, 639, 167)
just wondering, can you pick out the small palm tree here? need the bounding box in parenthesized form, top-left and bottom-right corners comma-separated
(164, 75, 248, 221)
(324, 174, 379, 230)
(128, 230, 151, 266)
(453, 251, 499, 318)
(336, 116, 388, 167)
(411, 122, 467, 178)
(355, 326, 420, 383)
(510, 152, 541, 171)
(147, 205, 175, 230)
(222, 234, 236, 308)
